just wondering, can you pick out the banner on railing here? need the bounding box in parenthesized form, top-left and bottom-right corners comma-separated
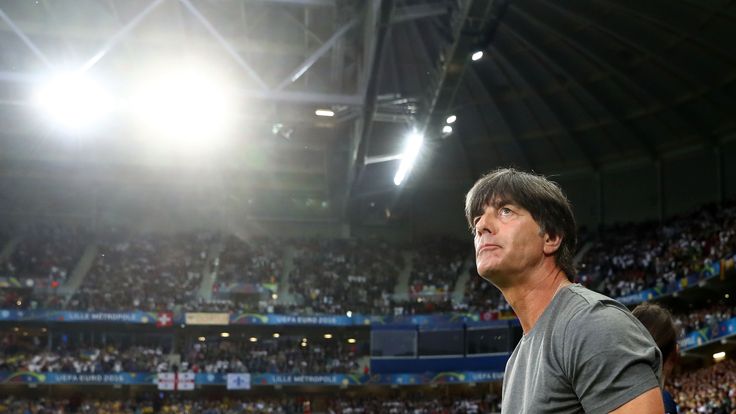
(679, 316, 736, 351)
(617, 261, 722, 305)
(0, 371, 505, 386)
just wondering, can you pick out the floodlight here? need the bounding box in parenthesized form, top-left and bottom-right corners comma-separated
(471, 51, 484, 61)
(315, 109, 335, 117)
(220, 332, 230, 338)
(442, 125, 453, 134)
(713, 351, 726, 360)
(446, 115, 456, 124)
(34, 72, 113, 131)
(393, 130, 424, 186)
(131, 67, 232, 146)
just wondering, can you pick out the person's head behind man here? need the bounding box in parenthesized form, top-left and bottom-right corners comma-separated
(465, 168, 577, 286)
(632, 303, 678, 378)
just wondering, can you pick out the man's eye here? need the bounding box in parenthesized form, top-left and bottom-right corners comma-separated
(499, 207, 512, 216)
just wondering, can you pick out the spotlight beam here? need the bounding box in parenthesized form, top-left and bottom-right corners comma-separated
(179, 0, 268, 90)
(0, 7, 52, 68)
(80, 0, 166, 73)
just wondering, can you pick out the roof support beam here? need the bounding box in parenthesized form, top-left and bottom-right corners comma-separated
(80, 0, 166, 72)
(0, 6, 53, 68)
(508, 5, 661, 159)
(465, 67, 534, 171)
(391, 3, 448, 24)
(180, 0, 269, 90)
(246, 0, 335, 6)
(275, 17, 357, 91)
(0, 70, 362, 106)
(343, 0, 395, 217)
(496, 23, 628, 156)
(488, 44, 597, 170)
(541, 0, 731, 144)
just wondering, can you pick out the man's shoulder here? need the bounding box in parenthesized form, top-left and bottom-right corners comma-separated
(554, 284, 633, 329)
(559, 284, 626, 311)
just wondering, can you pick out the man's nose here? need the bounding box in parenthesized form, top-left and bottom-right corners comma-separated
(475, 211, 496, 237)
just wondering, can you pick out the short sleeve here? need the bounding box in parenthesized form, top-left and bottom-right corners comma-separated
(563, 302, 662, 414)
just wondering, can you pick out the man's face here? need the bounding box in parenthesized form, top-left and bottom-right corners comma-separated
(472, 201, 546, 286)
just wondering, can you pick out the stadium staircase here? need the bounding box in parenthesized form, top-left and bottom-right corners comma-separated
(452, 253, 474, 304)
(276, 244, 297, 306)
(573, 240, 594, 267)
(196, 240, 225, 301)
(0, 236, 20, 262)
(392, 251, 414, 302)
(59, 243, 98, 301)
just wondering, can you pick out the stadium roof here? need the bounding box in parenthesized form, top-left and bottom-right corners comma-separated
(0, 0, 734, 222)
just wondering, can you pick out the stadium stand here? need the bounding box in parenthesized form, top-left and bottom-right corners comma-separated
(67, 233, 211, 312)
(0, 224, 88, 292)
(288, 238, 405, 315)
(579, 201, 736, 300)
(669, 359, 736, 414)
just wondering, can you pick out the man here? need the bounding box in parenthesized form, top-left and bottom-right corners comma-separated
(632, 303, 679, 414)
(465, 168, 663, 413)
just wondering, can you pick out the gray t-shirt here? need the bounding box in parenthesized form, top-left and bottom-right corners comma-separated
(501, 284, 662, 413)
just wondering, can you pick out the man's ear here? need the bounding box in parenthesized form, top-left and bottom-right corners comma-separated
(543, 233, 562, 256)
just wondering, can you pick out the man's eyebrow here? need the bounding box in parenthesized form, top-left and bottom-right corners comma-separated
(489, 197, 515, 208)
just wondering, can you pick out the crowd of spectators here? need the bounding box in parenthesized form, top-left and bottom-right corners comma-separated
(0, 198, 734, 319)
(579, 201, 736, 299)
(182, 336, 364, 374)
(0, 331, 365, 375)
(673, 304, 735, 338)
(0, 225, 88, 290)
(288, 239, 404, 315)
(0, 335, 171, 373)
(327, 394, 497, 414)
(670, 359, 736, 414)
(67, 233, 211, 312)
(0, 395, 498, 414)
(0, 397, 304, 414)
(460, 263, 513, 317)
(408, 237, 468, 300)
(214, 237, 283, 291)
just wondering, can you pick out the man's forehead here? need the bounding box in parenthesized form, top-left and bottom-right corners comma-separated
(483, 195, 518, 208)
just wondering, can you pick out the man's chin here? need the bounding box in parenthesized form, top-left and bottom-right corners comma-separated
(477, 267, 512, 288)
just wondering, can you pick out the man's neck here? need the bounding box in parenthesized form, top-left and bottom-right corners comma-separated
(500, 263, 571, 334)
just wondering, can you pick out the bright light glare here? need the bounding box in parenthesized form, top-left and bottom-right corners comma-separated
(713, 351, 726, 360)
(394, 131, 424, 186)
(446, 115, 456, 124)
(249, 337, 258, 342)
(347, 338, 356, 344)
(220, 332, 230, 338)
(315, 109, 335, 117)
(273, 333, 280, 338)
(442, 125, 453, 134)
(34, 73, 113, 131)
(324, 334, 333, 339)
(132, 68, 231, 144)
(471, 51, 484, 61)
